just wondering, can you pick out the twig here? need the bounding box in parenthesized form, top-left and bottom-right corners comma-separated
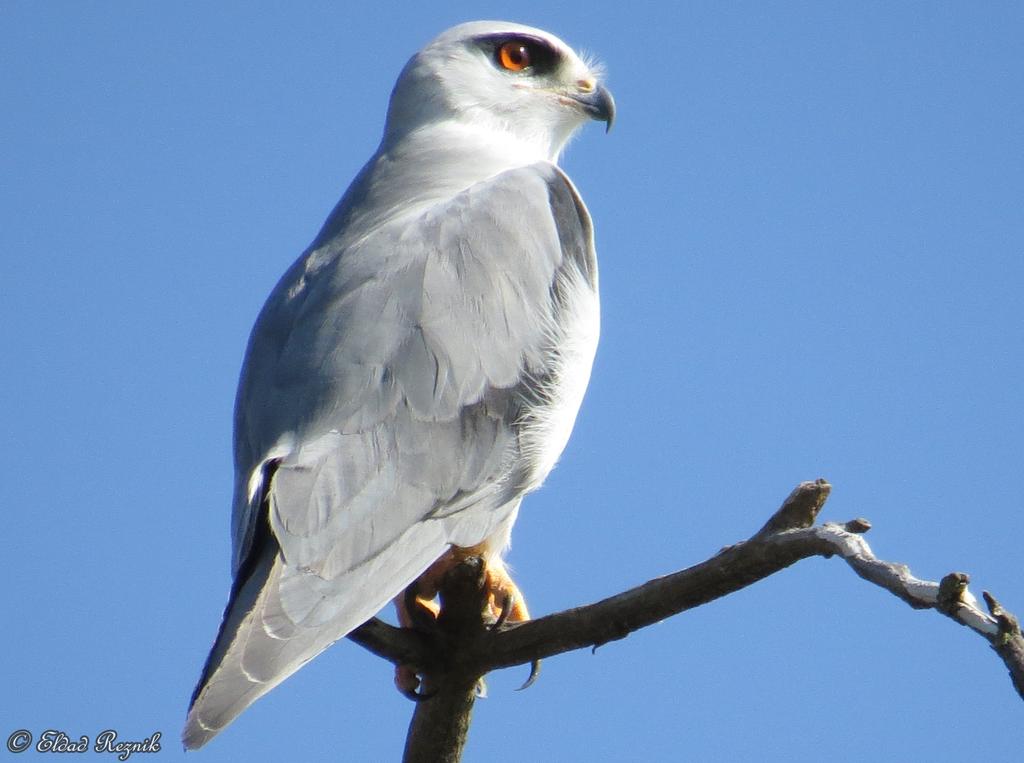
(347, 479, 1024, 762)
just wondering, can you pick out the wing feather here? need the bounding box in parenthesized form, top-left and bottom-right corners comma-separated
(184, 162, 597, 746)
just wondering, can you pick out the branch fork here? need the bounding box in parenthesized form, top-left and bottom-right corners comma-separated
(347, 479, 1023, 762)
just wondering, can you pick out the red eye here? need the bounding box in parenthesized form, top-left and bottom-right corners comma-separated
(498, 41, 531, 72)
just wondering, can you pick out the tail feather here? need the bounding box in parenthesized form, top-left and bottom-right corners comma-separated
(182, 521, 453, 749)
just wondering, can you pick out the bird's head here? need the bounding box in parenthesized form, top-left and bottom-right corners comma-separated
(383, 21, 614, 161)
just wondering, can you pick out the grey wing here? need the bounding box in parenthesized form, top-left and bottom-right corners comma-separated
(182, 162, 597, 748)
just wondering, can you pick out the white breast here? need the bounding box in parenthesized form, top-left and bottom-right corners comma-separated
(517, 266, 600, 492)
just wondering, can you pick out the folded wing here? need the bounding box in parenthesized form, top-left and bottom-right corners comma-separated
(183, 162, 596, 748)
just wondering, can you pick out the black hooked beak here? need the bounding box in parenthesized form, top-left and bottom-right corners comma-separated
(572, 83, 616, 132)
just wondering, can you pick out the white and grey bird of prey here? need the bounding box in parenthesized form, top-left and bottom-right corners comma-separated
(183, 20, 614, 748)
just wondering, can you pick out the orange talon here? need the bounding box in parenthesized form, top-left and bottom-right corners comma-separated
(482, 557, 530, 625)
(393, 578, 443, 695)
(391, 547, 535, 696)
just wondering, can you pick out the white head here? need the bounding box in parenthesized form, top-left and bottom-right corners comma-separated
(383, 21, 614, 161)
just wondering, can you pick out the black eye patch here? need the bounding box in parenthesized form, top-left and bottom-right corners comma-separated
(476, 34, 561, 75)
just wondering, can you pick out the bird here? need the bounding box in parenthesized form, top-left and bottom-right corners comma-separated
(183, 20, 614, 749)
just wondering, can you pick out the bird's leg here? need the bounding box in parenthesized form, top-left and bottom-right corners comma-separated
(393, 552, 454, 696)
(392, 549, 538, 698)
(399, 579, 441, 630)
(480, 557, 541, 689)
(482, 557, 530, 625)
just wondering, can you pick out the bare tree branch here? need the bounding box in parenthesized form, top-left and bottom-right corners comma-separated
(347, 479, 1024, 762)
(401, 677, 477, 763)
(401, 556, 493, 763)
(348, 618, 431, 670)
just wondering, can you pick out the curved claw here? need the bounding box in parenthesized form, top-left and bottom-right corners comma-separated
(491, 591, 515, 630)
(403, 584, 439, 631)
(396, 663, 438, 702)
(400, 682, 439, 702)
(516, 658, 541, 691)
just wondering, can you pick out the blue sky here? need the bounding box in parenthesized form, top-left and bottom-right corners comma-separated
(3, 2, 1022, 761)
